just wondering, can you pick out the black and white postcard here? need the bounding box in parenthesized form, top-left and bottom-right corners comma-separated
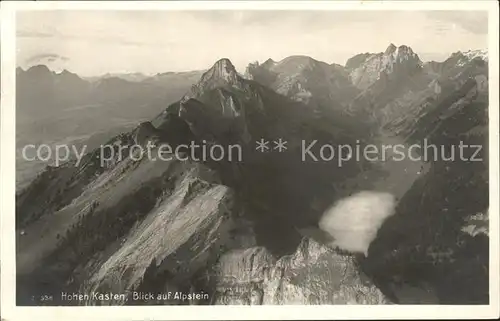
(1, 1, 499, 320)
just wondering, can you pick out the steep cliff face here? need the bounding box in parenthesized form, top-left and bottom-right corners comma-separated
(85, 170, 236, 304)
(211, 239, 388, 305)
(347, 44, 423, 91)
(346, 45, 488, 137)
(361, 60, 489, 304)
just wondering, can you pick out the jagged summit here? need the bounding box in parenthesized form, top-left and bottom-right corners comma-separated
(262, 58, 276, 66)
(182, 58, 242, 102)
(384, 43, 415, 54)
(385, 43, 397, 55)
(348, 43, 422, 90)
(398, 44, 411, 51)
(461, 49, 488, 62)
(383, 44, 420, 62)
(214, 58, 237, 72)
(447, 49, 488, 67)
(452, 49, 488, 57)
(200, 58, 238, 83)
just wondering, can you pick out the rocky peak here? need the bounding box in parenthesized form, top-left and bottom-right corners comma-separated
(384, 44, 421, 65)
(384, 43, 397, 55)
(345, 53, 373, 70)
(348, 44, 422, 90)
(200, 58, 238, 83)
(461, 49, 488, 60)
(278, 55, 322, 72)
(397, 45, 412, 53)
(56, 69, 84, 83)
(396, 45, 415, 58)
(58, 69, 74, 75)
(25, 64, 53, 77)
(456, 49, 489, 66)
(261, 58, 276, 68)
(183, 58, 242, 101)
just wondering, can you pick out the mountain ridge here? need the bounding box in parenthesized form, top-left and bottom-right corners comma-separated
(15, 44, 490, 306)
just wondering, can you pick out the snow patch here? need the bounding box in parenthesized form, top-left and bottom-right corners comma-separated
(463, 49, 488, 62)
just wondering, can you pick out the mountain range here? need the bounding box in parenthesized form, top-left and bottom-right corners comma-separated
(15, 66, 204, 191)
(15, 44, 489, 305)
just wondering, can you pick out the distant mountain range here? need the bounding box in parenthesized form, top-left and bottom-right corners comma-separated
(16, 65, 206, 120)
(16, 44, 489, 305)
(84, 72, 151, 83)
(15, 65, 205, 190)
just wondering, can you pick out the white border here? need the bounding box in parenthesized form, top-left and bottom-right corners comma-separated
(1, 1, 499, 320)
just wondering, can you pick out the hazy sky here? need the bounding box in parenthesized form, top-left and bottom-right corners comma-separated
(16, 10, 488, 76)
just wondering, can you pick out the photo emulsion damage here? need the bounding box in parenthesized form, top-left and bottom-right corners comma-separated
(9, 6, 493, 309)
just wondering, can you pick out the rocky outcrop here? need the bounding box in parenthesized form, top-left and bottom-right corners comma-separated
(85, 170, 235, 304)
(347, 44, 488, 136)
(245, 56, 359, 115)
(361, 55, 489, 304)
(347, 44, 423, 90)
(183, 58, 242, 102)
(211, 238, 388, 305)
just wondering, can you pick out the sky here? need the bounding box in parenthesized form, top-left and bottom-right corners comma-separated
(16, 10, 488, 76)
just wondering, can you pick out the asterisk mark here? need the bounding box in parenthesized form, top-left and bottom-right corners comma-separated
(273, 138, 288, 152)
(256, 139, 270, 152)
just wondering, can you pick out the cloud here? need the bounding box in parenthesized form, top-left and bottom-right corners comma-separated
(15, 10, 489, 76)
(319, 191, 396, 256)
(19, 31, 149, 48)
(425, 11, 488, 35)
(16, 11, 162, 48)
(25, 53, 69, 64)
(183, 10, 407, 32)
